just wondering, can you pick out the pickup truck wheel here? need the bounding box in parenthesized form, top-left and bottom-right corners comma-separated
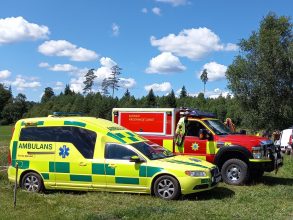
(154, 175, 180, 200)
(221, 159, 249, 185)
(21, 172, 44, 193)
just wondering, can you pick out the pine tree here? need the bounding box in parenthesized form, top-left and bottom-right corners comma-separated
(41, 87, 55, 103)
(166, 90, 177, 107)
(180, 86, 187, 98)
(83, 69, 96, 94)
(200, 69, 208, 96)
(146, 89, 157, 107)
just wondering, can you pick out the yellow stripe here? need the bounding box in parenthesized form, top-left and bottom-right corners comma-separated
(206, 141, 217, 154)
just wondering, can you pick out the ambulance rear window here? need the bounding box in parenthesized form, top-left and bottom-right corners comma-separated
(20, 126, 97, 159)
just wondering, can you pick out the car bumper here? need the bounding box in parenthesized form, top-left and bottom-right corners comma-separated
(249, 152, 283, 172)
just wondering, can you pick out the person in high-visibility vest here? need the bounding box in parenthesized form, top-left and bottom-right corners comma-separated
(175, 115, 188, 149)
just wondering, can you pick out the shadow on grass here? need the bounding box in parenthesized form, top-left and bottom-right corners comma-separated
(258, 176, 293, 186)
(182, 186, 235, 201)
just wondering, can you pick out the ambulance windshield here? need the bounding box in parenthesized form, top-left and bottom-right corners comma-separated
(203, 119, 231, 135)
(131, 142, 174, 160)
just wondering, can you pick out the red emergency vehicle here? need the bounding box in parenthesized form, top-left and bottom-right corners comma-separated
(113, 107, 283, 185)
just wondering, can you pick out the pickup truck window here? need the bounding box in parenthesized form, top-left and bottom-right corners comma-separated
(105, 143, 138, 160)
(203, 120, 231, 135)
(19, 126, 96, 159)
(186, 121, 207, 137)
(130, 142, 174, 160)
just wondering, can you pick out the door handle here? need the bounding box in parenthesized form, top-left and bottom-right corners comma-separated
(108, 164, 117, 168)
(79, 162, 87, 166)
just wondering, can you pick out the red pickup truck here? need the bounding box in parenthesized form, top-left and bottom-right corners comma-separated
(112, 107, 283, 185)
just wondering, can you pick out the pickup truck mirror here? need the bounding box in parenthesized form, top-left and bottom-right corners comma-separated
(129, 155, 145, 163)
(199, 129, 213, 141)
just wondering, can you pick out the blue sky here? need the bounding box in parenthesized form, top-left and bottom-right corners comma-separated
(0, 0, 292, 101)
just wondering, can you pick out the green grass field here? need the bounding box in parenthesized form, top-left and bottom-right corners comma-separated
(0, 125, 12, 146)
(0, 126, 292, 219)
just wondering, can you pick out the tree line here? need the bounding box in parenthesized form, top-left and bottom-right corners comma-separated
(0, 13, 292, 132)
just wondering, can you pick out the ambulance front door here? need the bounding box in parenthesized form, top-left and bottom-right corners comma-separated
(104, 143, 147, 192)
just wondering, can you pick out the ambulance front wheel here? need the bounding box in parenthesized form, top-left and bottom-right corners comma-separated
(21, 172, 44, 193)
(153, 175, 180, 200)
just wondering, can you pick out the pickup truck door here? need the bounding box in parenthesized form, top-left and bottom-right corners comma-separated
(104, 143, 147, 192)
(182, 120, 209, 160)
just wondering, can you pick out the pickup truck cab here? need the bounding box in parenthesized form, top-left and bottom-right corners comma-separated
(7, 113, 220, 200)
(112, 108, 283, 185)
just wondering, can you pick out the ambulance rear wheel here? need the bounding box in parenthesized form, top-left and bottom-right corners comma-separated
(21, 172, 44, 193)
(154, 175, 180, 200)
(221, 159, 249, 185)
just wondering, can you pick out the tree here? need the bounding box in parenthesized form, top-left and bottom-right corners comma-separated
(83, 69, 96, 94)
(179, 86, 187, 98)
(146, 89, 157, 107)
(200, 69, 208, 96)
(102, 65, 122, 97)
(166, 90, 177, 107)
(226, 12, 293, 129)
(101, 78, 110, 96)
(64, 84, 74, 96)
(123, 89, 131, 99)
(0, 84, 12, 115)
(41, 87, 55, 103)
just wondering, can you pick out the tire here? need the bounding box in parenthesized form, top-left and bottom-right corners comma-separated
(221, 159, 249, 185)
(21, 172, 44, 193)
(286, 150, 291, 155)
(153, 175, 180, 200)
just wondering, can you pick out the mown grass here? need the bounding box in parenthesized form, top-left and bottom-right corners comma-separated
(0, 126, 292, 219)
(0, 156, 292, 219)
(0, 125, 12, 146)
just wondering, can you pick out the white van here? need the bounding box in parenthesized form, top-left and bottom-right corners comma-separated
(276, 128, 292, 155)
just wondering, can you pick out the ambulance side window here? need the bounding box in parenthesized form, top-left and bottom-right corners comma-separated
(20, 126, 97, 159)
(105, 143, 138, 160)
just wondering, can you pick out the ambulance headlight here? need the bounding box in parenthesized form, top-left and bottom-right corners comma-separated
(185, 170, 206, 177)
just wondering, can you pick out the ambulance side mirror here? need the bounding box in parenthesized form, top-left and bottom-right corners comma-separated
(199, 129, 213, 141)
(129, 155, 145, 163)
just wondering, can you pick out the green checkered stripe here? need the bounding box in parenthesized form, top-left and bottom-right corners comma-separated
(107, 131, 146, 144)
(39, 162, 162, 184)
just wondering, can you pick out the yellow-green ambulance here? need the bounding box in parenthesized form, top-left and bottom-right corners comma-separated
(8, 113, 220, 199)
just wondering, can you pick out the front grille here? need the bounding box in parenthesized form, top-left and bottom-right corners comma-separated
(263, 144, 275, 159)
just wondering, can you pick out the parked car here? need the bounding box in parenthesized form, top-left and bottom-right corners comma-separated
(7, 112, 220, 200)
(275, 128, 292, 155)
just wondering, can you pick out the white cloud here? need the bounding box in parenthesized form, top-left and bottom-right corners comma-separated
(38, 40, 98, 61)
(189, 88, 231, 98)
(53, 81, 64, 91)
(10, 75, 41, 91)
(156, 0, 188, 6)
(144, 82, 172, 92)
(100, 57, 117, 67)
(38, 62, 49, 68)
(112, 23, 120, 36)
(198, 62, 227, 81)
(142, 8, 148, 13)
(119, 78, 136, 89)
(152, 7, 161, 16)
(151, 27, 238, 60)
(70, 76, 85, 93)
(0, 16, 49, 44)
(146, 52, 186, 74)
(49, 64, 79, 72)
(0, 70, 11, 79)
